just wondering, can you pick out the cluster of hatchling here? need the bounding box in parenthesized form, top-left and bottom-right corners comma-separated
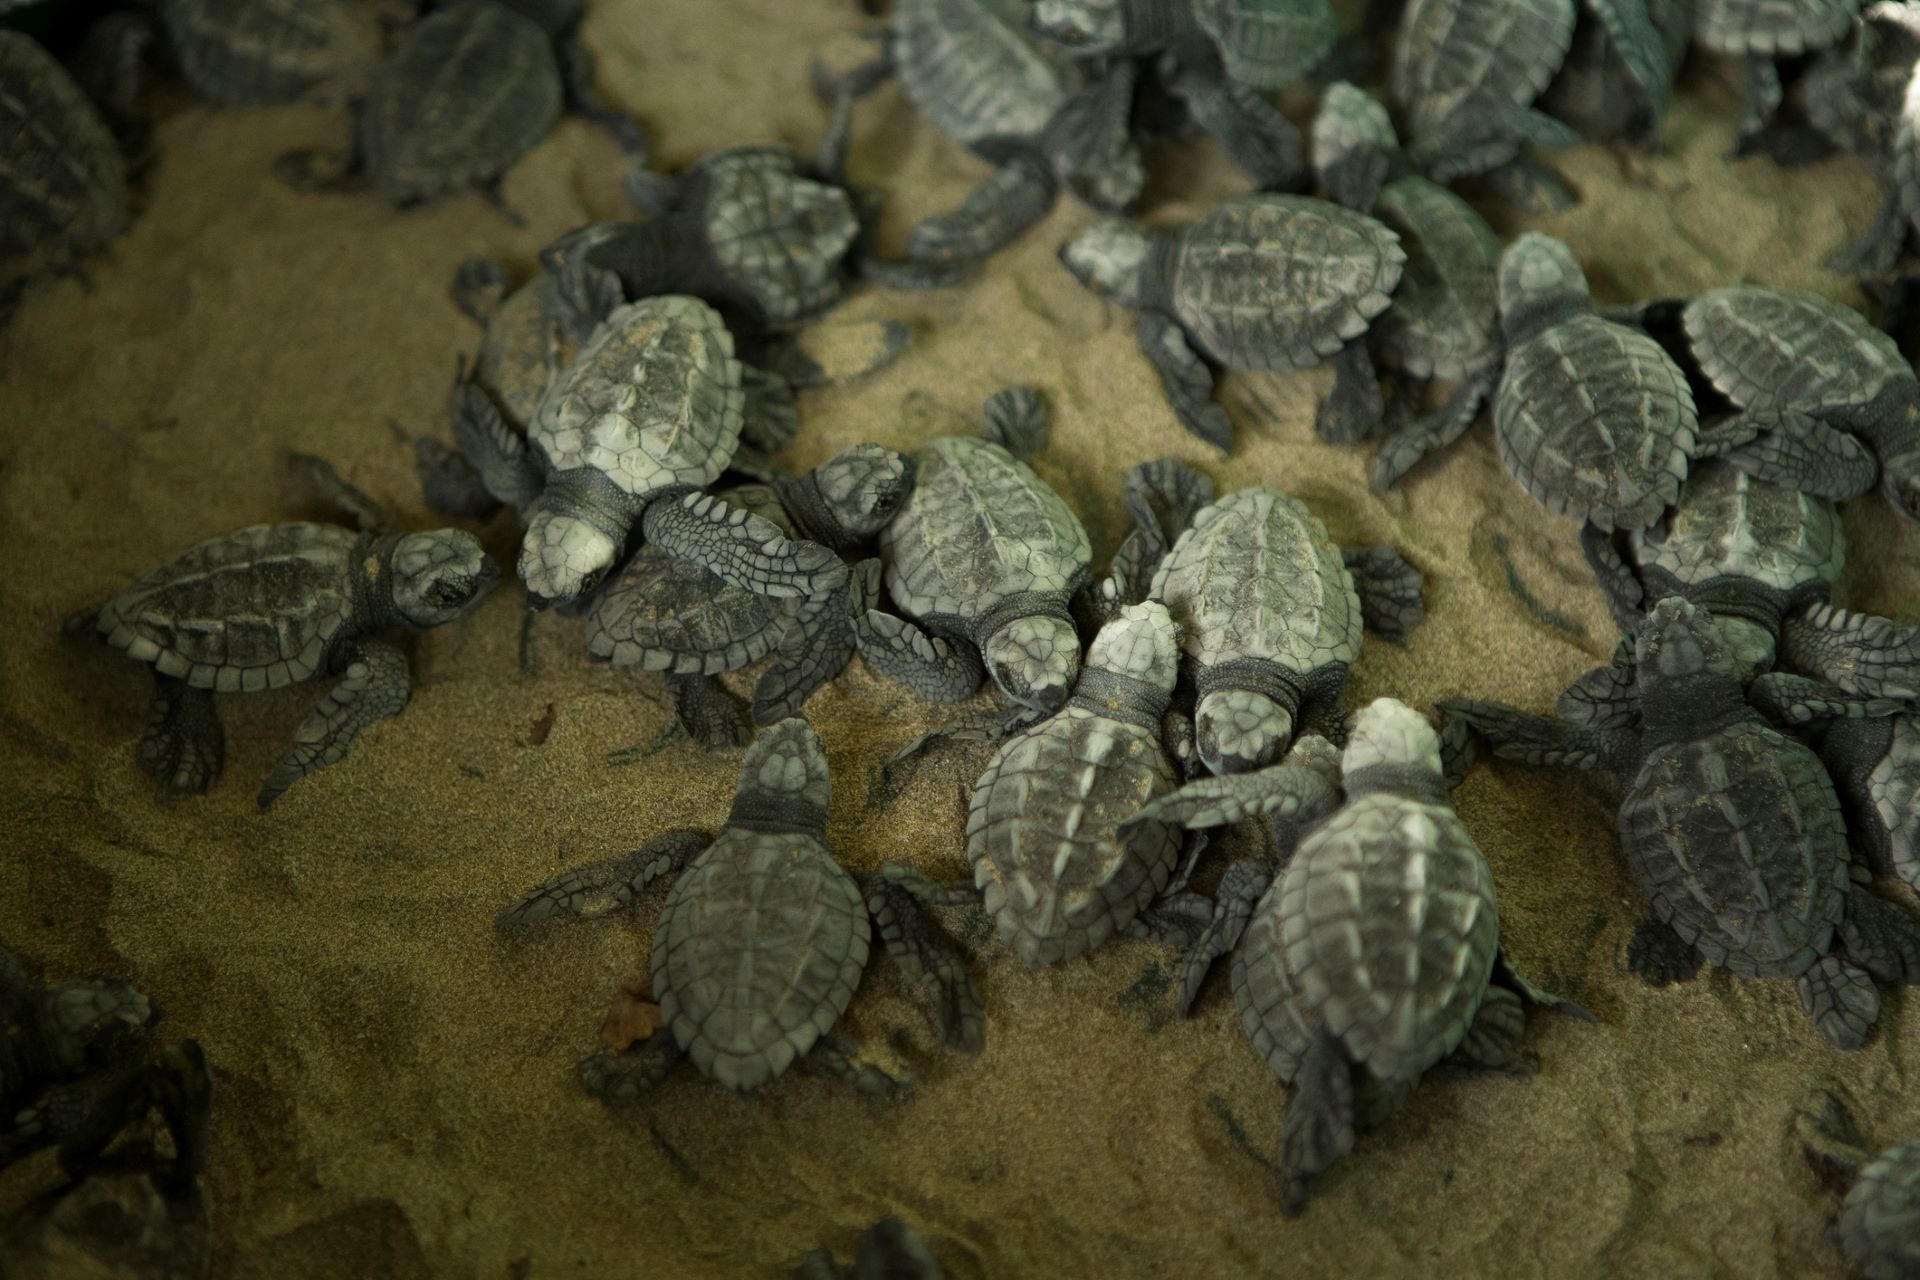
(7, 0, 1920, 1273)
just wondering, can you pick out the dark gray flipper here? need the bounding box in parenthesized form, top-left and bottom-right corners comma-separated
(1836, 887, 1920, 985)
(1799, 954, 1879, 1050)
(1125, 893, 1217, 949)
(1579, 522, 1645, 632)
(1137, 311, 1231, 450)
(450, 257, 510, 326)
(1710, 410, 1880, 500)
(670, 674, 750, 749)
(1279, 1028, 1356, 1216)
(741, 365, 800, 456)
(1436, 699, 1628, 773)
(1436, 985, 1528, 1074)
(414, 437, 500, 518)
(754, 589, 858, 726)
(905, 153, 1056, 276)
(808, 1030, 912, 1099)
(1368, 368, 1494, 492)
(1556, 650, 1641, 731)
(1123, 760, 1342, 837)
(1342, 546, 1424, 636)
(1047, 59, 1145, 214)
(1780, 604, 1920, 701)
(257, 639, 410, 808)
(1438, 714, 1480, 789)
(850, 561, 986, 702)
(1626, 915, 1701, 986)
(292, 452, 397, 534)
(1317, 342, 1385, 445)
(496, 829, 709, 930)
(452, 383, 543, 514)
(1174, 857, 1273, 1017)
(642, 492, 849, 600)
(1099, 457, 1214, 611)
(579, 1037, 682, 1102)
(1748, 671, 1907, 726)
(1166, 52, 1305, 190)
(763, 319, 913, 389)
(867, 866, 985, 1054)
(1733, 56, 1783, 155)
(1482, 155, 1578, 213)
(138, 677, 223, 796)
(979, 385, 1049, 457)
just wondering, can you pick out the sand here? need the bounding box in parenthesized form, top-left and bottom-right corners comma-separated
(3, 2, 1919, 1276)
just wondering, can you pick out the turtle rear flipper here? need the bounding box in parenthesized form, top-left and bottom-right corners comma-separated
(1800, 954, 1880, 1050)
(671, 674, 750, 750)
(291, 452, 397, 533)
(137, 677, 224, 796)
(1705, 408, 1881, 500)
(451, 383, 542, 515)
(1433, 985, 1530, 1077)
(497, 829, 710, 931)
(256, 640, 410, 808)
(1369, 366, 1495, 493)
(979, 386, 1049, 457)
(905, 152, 1057, 278)
(807, 1030, 912, 1100)
(865, 867, 984, 1054)
(1781, 604, 1920, 702)
(754, 589, 857, 727)
(1278, 1027, 1356, 1216)
(1342, 546, 1424, 636)
(1316, 341, 1385, 445)
(1137, 312, 1232, 451)
(579, 1038, 682, 1102)
(1626, 915, 1701, 986)
(414, 437, 501, 518)
(741, 365, 799, 456)
(1174, 857, 1273, 1017)
(1836, 887, 1920, 986)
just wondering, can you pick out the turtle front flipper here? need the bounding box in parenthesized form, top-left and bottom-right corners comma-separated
(1799, 954, 1880, 1050)
(414, 437, 500, 518)
(1125, 892, 1216, 950)
(979, 385, 1049, 458)
(1047, 61, 1145, 216)
(138, 677, 224, 796)
(1780, 605, 1920, 702)
(1705, 409, 1881, 501)
(1748, 672, 1908, 727)
(1173, 856, 1273, 1018)
(741, 365, 800, 457)
(1278, 1028, 1356, 1216)
(256, 640, 410, 808)
(1368, 366, 1497, 493)
(753, 587, 857, 727)
(670, 675, 750, 750)
(852, 560, 985, 703)
(1433, 985, 1529, 1077)
(1341, 546, 1424, 637)
(292, 452, 398, 534)
(496, 829, 711, 930)
(1316, 342, 1385, 445)
(1100, 457, 1214, 612)
(1835, 887, 1920, 986)
(1556, 648, 1641, 732)
(904, 153, 1058, 280)
(642, 492, 848, 601)
(451, 383, 542, 516)
(578, 1038, 683, 1102)
(806, 1030, 912, 1100)
(1436, 699, 1626, 773)
(1163, 51, 1305, 190)
(865, 866, 985, 1054)
(1122, 757, 1342, 837)
(1137, 312, 1232, 451)
(1578, 522, 1645, 633)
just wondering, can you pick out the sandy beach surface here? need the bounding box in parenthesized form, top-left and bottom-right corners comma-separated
(4, 1, 1920, 1275)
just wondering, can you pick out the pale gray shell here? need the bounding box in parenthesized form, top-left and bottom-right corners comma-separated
(1391, 0, 1577, 139)
(1631, 460, 1845, 601)
(1166, 196, 1405, 372)
(1150, 487, 1361, 675)
(894, 0, 1069, 147)
(1232, 791, 1499, 1084)
(881, 436, 1091, 625)
(476, 274, 580, 431)
(1691, 0, 1862, 56)
(1494, 312, 1697, 531)
(530, 295, 745, 500)
(1683, 287, 1913, 417)
(362, 0, 560, 203)
(689, 147, 858, 331)
(1192, 0, 1338, 90)
(96, 523, 359, 692)
(652, 830, 871, 1091)
(584, 487, 797, 672)
(160, 0, 379, 105)
(0, 32, 128, 258)
(1368, 176, 1502, 381)
(1840, 1141, 1920, 1280)
(1621, 723, 1849, 977)
(966, 706, 1181, 967)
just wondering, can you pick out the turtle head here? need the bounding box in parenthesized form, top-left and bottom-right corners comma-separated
(1311, 82, 1398, 210)
(391, 531, 500, 627)
(36, 978, 158, 1078)
(1195, 690, 1294, 775)
(982, 614, 1081, 714)
(1031, 0, 1126, 54)
(519, 510, 620, 611)
(807, 444, 916, 542)
(1497, 233, 1591, 345)
(1340, 697, 1443, 783)
(732, 716, 830, 832)
(1086, 600, 1180, 691)
(1059, 218, 1150, 308)
(1634, 596, 1740, 686)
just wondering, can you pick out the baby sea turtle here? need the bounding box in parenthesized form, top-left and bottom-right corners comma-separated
(1135, 700, 1539, 1212)
(1145, 477, 1426, 775)
(584, 445, 915, 748)
(857, 387, 1093, 717)
(1793, 1087, 1920, 1280)
(1492, 233, 1698, 532)
(1692, 0, 1865, 152)
(1390, 0, 1582, 208)
(446, 294, 843, 611)
(1058, 195, 1406, 450)
(84, 456, 499, 807)
(1679, 286, 1920, 525)
(0, 31, 130, 313)
(498, 716, 983, 1096)
(965, 602, 1198, 968)
(1442, 597, 1920, 1048)
(0, 948, 162, 1172)
(1539, 0, 1691, 145)
(158, 0, 380, 105)
(1312, 82, 1505, 490)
